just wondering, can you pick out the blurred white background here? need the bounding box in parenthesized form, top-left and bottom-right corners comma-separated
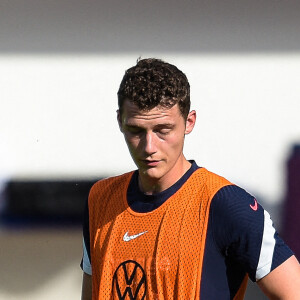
(1, 54, 299, 204)
(0, 0, 299, 299)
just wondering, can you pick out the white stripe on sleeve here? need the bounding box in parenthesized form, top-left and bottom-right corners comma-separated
(82, 238, 92, 275)
(256, 210, 276, 280)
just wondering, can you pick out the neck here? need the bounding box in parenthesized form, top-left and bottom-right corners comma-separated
(138, 158, 191, 195)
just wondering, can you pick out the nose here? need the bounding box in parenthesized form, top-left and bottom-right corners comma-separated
(143, 131, 157, 155)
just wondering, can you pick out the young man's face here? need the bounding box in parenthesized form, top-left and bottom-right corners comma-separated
(118, 99, 196, 191)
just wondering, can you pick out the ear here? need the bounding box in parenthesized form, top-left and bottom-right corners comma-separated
(185, 110, 196, 135)
(117, 109, 123, 132)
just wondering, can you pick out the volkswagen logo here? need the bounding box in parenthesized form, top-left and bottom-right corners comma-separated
(112, 260, 147, 299)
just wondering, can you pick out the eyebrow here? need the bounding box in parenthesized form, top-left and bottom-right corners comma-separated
(124, 123, 175, 130)
(124, 123, 142, 129)
(125, 122, 175, 127)
(153, 123, 175, 129)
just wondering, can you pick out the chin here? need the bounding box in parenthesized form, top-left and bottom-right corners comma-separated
(140, 167, 163, 180)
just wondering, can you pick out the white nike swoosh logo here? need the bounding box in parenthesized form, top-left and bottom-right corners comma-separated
(123, 231, 148, 242)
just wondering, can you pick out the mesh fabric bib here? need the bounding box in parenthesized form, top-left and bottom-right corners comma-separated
(88, 168, 232, 299)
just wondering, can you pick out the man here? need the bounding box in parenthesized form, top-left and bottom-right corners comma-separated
(81, 58, 300, 299)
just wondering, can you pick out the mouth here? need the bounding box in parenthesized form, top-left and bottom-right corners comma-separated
(140, 159, 160, 167)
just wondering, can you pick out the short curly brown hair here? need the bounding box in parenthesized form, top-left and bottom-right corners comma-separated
(117, 58, 190, 119)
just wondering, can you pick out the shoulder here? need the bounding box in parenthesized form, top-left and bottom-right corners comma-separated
(208, 183, 293, 281)
(191, 168, 258, 221)
(209, 184, 264, 244)
(191, 167, 233, 198)
(211, 184, 261, 219)
(89, 171, 134, 199)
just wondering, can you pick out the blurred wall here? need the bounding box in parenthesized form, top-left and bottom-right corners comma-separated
(1, 0, 300, 206)
(1, 55, 300, 206)
(1, 0, 300, 53)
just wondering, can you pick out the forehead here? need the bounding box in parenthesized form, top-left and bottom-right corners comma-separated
(121, 100, 183, 124)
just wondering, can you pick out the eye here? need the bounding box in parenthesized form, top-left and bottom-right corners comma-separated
(160, 129, 171, 135)
(125, 126, 143, 135)
(156, 128, 172, 135)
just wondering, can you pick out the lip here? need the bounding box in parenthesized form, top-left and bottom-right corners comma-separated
(141, 159, 160, 167)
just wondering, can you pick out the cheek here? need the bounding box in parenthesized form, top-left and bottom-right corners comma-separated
(163, 135, 185, 152)
(124, 136, 140, 153)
